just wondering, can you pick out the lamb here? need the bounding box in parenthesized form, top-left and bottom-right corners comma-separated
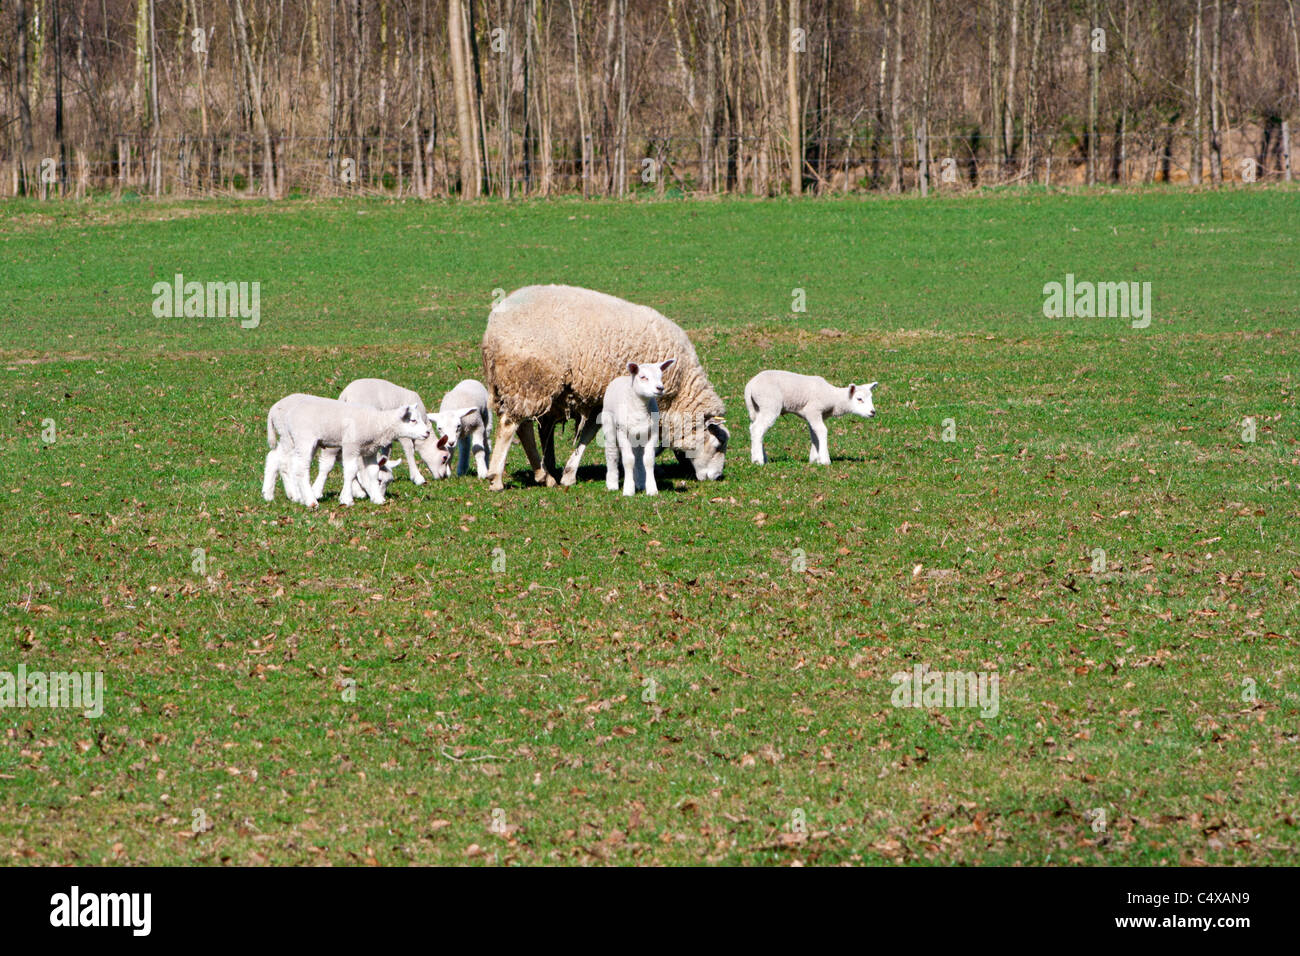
(263, 393, 430, 507)
(349, 450, 402, 502)
(744, 371, 878, 465)
(480, 285, 729, 491)
(601, 360, 675, 496)
(332, 378, 451, 484)
(431, 379, 493, 478)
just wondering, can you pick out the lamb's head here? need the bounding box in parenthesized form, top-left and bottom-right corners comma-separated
(395, 405, 432, 443)
(628, 359, 675, 400)
(848, 382, 878, 418)
(429, 433, 455, 478)
(672, 415, 729, 481)
(431, 406, 478, 445)
(352, 451, 402, 503)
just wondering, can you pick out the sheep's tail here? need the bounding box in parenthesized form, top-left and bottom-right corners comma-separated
(267, 411, 277, 449)
(744, 383, 759, 417)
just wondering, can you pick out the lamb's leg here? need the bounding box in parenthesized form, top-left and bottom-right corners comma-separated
(293, 452, 318, 507)
(312, 446, 339, 499)
(486, 414, 520, 491)
(621, 440, 639, 496)
(471, 424, 489, 478)
(517, 420, 557, 487)
(642, 441, 658, 496)
(604, 417, 620, 491)
(338, 448, 360, 506)
(806, 413, 830, 465)
(750, 409, 777, 465)
(401, 436, 425, 484)
(456, 436, 471, 477)
(561, 414, 600, 487)
(262, 449, 280, 501)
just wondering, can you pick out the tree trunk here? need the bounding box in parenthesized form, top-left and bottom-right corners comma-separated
(888, 0, 903, 191)
(448, 0, 478, 195)
(787, 0, 801, 195)
(1191, 0, 1203, 185)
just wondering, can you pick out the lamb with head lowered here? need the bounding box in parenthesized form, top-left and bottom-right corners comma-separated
(601, 359, 674, 496)
(263, 393, 430, 507)
(744, 371, 877, 465)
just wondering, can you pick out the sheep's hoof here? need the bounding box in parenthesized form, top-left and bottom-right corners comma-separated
(560, 471, 578, 487)
(411, 475, 426, 486)
(540, 473, 559, 488)
(489, 478, 506, 492)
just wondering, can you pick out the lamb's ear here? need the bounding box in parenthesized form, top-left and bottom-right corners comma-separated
(627, 362, 639, 376)
(456, 406, 477, 422)
(401, 406, 415, 422)
(660, 358, 676, 372)
(437, 434, 451, 450)
(848, 384, 856, 398)
(377, 456, 388, 467)
(866, 381, 878, 390)
(387, 458, 403, 469)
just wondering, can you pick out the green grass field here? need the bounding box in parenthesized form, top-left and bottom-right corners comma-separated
(2, 188, 1297, 865)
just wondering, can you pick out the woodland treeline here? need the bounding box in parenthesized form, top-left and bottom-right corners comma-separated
(3, 0, 1300, 198)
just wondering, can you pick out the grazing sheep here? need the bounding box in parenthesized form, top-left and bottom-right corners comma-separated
(335, 378, 446, 484)
(349, 449, 402, 502)
(744, 371, 877, 465)
(480, 285, 729, 490)
(432, 379, 493, 478)
(601, 359, 675, 496)
(316, 433, 452, 503)
(264, 393, 430, 507)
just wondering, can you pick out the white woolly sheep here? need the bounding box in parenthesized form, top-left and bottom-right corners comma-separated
(744, 371, 878, 465)
(431, 379, 492, 478)
(335, 378, 448, 484)
(601, 359, 675, 496)
(480, 285, 729, 490)
(349, 449, 402, 502)
(264, 393, 430, 507)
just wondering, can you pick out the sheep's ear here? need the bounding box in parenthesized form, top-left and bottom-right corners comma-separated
(866, 381, 878, 390)
(848, 384, 856, 398)
(377, 456, 388, 466)
(388, 458, 403, 469)
(401, 406, 415, 422)
(660, 358, 675, 372)
(627, 362, 639, 376)
(437, 434, 451, 450)
(456, 406, 477, 422)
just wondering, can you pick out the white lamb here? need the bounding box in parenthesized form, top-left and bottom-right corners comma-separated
(331, 378, 451, 484)
(431, 379, 493, 478)
(601, 359, 674, 496)
(263, 393, 430, 507)
(349, 450, 402, 502)
(744, 371, 877, 466)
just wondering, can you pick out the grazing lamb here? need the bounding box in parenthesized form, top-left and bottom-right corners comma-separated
(601, 360, 675, 496)
(264, 393, 430, 507)
(349, 450, 402, 502)
(744, 371, 878, 465)
(432, 379, 493, 478)
(480, 285, 729, 490)
(334, 378, 448, 484)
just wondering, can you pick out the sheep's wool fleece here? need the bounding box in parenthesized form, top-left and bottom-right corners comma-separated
(481, 285, 725, 428)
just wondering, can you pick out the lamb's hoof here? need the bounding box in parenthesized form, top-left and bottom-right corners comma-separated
(411, 475, 426, 486)
(560, 471, 578, 487)
(489, 478, 505, 492)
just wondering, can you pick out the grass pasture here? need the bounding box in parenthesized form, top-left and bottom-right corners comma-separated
(1, 188, 1298, 865)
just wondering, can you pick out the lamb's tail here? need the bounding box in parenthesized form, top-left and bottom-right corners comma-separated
(267, 411, 277, 449)
(744, 383, 759, 418)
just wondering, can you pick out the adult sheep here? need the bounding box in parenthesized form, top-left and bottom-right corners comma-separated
(481, 285, 730, 491)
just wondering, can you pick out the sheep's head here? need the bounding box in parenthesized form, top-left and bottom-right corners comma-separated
(671, 414, 728, 480)
(396, 405, 432, 443)
(629, 359, 674, 400)
(848, 382, 878, 419)
(414, 432, 455, 479)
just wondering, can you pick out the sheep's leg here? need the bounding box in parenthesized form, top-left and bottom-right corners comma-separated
(561, 414, 600, 487)
(750, 409, 777, 465)
(487, 414, 520, 491)
(604, 417, 620, 491)
(517, 420, 557, 487)
(262, 450, 280, 501)
(621, 441, 639, 496)
(471, 424, 490, 478)
(401, 436, 425, 484)
(539, 417, 558, 476)
(642, 441, 658, 496)
(312, 446, 339, 499)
